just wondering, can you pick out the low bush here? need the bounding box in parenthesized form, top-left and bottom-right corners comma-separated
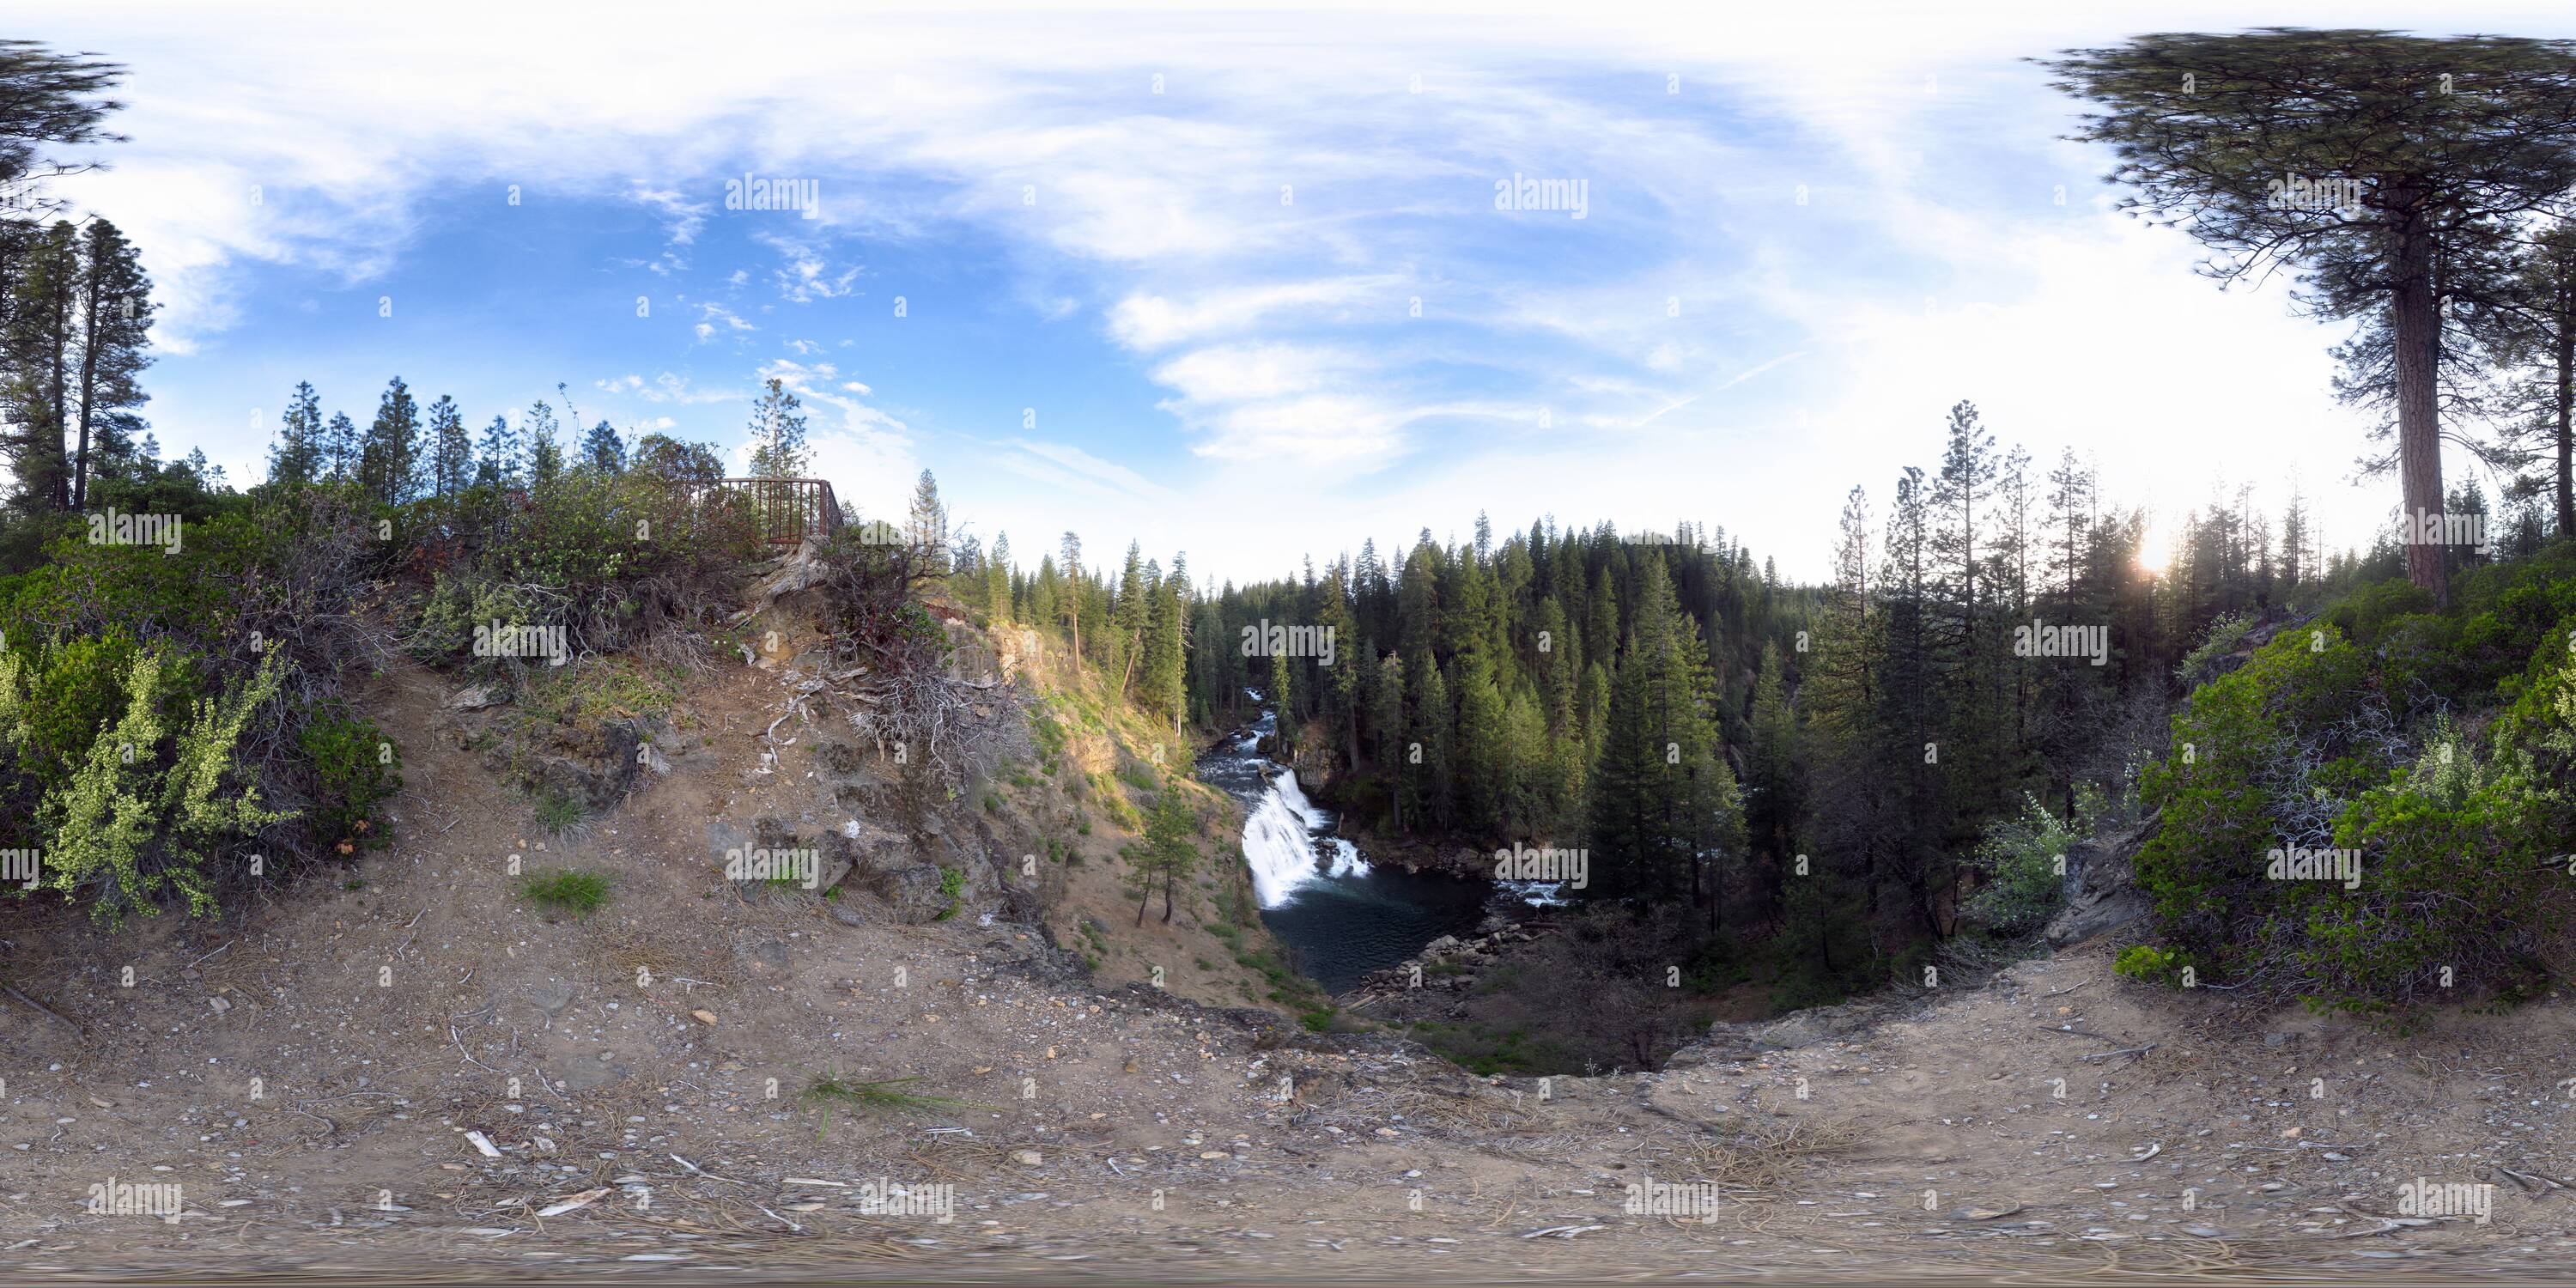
(2134, 572, 2576, 1007)
(1960, 793, 2078, 935)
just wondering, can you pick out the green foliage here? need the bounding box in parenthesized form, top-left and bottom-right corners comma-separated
(1961, 793, 2075, 935)
(2113, 945, 2191, 988)
(2325, 579, 2438, 646)
(404, 471, 761, 673)
(2138, 624, 2373, 945)
(517, 867, 611, 917)
(532, 787, 584, 835)
(16, 648, 294, 924)
(931, 866, 966, 920)
(2137, 570, 2576, 1006)
(2176, 610, 2256, 686)
(296, 708, 401, 854)
(800, 1073, 988, 1129)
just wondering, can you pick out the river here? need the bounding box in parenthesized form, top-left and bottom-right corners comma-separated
(1196, 702, 1514, 993)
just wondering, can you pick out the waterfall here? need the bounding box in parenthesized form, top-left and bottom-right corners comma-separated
(1242, 765, 1370, 907)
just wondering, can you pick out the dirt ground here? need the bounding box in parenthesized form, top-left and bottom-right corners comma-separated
(7, 647, 2576, 1283)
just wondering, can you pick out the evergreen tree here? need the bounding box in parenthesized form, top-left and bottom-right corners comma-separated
(320, 410, 358, 483)
(66, 216, 151, 510)
(987, 532, 1013, 625)
(1145, 564, 1188, 733)
(1413, 660, 1453, 829)
(1, 220, 76, 507)
(1267, 646, 1295, 753)
(1030, 554, 1060, 640)
(744, 377, 809, 477)
(908, 469, 948, 572)
(426, 394, 470, 498)
(1059, 532, 1084, 671)
(580, 418, 626, 473)
(2044, 30, 2576, 601)
(357, 375, 421, 506)
(525, 399, 562, 486)
(269, 380, 324, 487)
(474, 413, 518, 487)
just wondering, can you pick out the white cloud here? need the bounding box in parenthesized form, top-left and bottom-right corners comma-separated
(29, 0, 2550, 582)
(1108, 276, 1406, 351)
(693, 301, 755, 343)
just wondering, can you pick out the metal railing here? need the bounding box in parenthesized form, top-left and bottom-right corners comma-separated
(682, 477, 844, 546)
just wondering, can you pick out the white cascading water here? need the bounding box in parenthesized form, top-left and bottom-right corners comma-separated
(1242, 765, 1370, 907)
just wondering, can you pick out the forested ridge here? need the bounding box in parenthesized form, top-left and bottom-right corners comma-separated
(940, 398, 2530, 1005)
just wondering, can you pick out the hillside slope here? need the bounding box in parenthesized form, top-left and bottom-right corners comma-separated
(2, 582, 2573, 1279)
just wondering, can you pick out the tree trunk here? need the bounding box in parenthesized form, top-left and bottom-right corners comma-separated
(46, 246, 72, 511)
(71, 238, 103, 512)
(2391, 213, 2449, 603)
(2555, 327, 2573, 538)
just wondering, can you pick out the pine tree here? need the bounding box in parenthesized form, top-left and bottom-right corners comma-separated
(1454, 658, 1510, 836)
(1114, 540, 1148, 692)
(67, 217, 151, 510)
(580, 418, 626, 473)
(525, 399, 562, 486)
(1372, 649, 1408, 828)
(1059, 532, 1084, 671)
(908, 469, 948, 572)
(1145, 565, 1188, 734)
(1267, 647, 1295, 754)
(426, 394, 470, 498)
(987, 532, 1013, 625)
(1, 220, 76, 507)
(1413, 660, 1453, 829)
(1744, 641, 1800, 921)
(320, 410, 358, 483)
(474, 414, 519, 487)
(745, 377, 809, 477)
(357, 375, 421, 506)
(270, 380, 324, 487)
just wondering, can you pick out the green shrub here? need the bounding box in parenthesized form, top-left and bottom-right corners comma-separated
(518, 867, 611, 916)
(2326, 577, 2438, 645)
(403, 472, 761, 676)
(532, 787, 585, 835)
(2113, 944, 2192, 987)
(931, 865, 966, 920)
(2176, 610, 2257, 687)
(2139, 581, 2576, 1006)
(1960, 794, 2075, 935)
(297, 708, 401, 854)
(11, 648, 295, 924)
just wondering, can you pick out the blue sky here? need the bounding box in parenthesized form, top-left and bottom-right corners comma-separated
(26, 0, 2576, 584)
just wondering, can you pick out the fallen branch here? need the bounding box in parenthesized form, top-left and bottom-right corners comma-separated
(2080, 1043, 2157, 1063)
(3, 984, 84, 1035)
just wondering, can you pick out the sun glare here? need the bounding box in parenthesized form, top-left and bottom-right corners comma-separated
(2137, 526, 2174, 574)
